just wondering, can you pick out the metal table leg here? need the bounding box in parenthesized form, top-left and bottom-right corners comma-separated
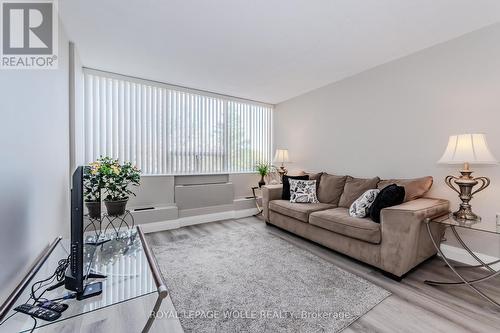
(450, 226, 495, 273)
(424, 221, 500, 308)
(142, 287, 168, 333)
(137, 226, 169, 333)
(252, 187, 263, 216)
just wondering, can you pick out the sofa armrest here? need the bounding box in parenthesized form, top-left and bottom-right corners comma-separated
(379, 198, 449, 276)
(262, 185, 283, 222)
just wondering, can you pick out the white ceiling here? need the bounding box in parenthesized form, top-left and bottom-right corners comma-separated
(60, 0, 500, 104)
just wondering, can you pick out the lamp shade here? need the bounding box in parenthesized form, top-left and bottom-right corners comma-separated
(273, 149, 289, 163)
(437, 134, 497, 165)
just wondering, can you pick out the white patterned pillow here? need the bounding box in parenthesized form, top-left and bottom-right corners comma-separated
(349, 189, 380, 217)
(289, 179, 319, 203)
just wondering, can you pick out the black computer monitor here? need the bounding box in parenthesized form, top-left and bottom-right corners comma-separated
(65, 166, 103, 300)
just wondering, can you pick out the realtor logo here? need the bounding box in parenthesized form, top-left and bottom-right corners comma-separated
(1, 0, 58, 69)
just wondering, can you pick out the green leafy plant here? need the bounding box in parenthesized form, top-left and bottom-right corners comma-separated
(85, 157, 141, 202)
(83, 165, 102, 202)
(255, 163, 271, 177)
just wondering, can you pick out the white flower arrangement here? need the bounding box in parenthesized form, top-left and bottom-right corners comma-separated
(83, 157, 141, 202)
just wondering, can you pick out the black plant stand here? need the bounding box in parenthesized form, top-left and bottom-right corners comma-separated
(83, 210, 135, 243)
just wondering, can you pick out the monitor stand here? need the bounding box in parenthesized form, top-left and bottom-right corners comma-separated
(77, 281, 103, 300)
(50, 272, 106, 301)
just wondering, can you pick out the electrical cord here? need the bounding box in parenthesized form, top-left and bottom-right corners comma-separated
(31, 255, 70, 303)
(48, 293, 76, 303)
(29, 316, 37, 333)
(0, 255, 72, 329)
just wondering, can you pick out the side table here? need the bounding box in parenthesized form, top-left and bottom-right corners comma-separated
(0, 226, 167, 332)
(425, 213, 500, 308)
(251, 186, 263, 216)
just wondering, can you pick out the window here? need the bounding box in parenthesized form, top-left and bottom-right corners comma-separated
(83, 69, 273, 174)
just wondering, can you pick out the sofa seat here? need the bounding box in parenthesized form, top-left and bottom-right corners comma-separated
(309, 208, 381, 244)
(268, 200, 335, 223)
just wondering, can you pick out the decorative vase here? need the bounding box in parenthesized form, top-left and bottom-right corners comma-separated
(258, 175, 266, 188)
(104, 199, 128, 216)
(85, 201, 101, 219)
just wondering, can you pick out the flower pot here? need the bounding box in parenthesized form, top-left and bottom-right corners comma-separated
(85, 201, 101, 219)
(104, 199, 128, 216)
(258, 175, 266, 188)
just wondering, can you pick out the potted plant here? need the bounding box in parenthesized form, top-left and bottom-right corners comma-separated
(255, 163, 271, 188)
(99, 157, 141, 216)
(83, 163, 102, 219)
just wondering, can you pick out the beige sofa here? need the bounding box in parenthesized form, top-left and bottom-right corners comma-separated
(262, 173, 449, 279)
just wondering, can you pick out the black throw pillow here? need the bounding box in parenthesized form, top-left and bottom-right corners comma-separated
(369, 184, 405, 223)
(282, 175, 309, 200)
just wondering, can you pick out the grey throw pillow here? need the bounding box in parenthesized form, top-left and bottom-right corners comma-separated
(349, 189, 380, 218)
(289, 179, 319, 203)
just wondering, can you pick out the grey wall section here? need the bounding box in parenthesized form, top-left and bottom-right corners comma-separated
(128, 176, 175, 208)
(175, 183, 234, 210)
(126, 173, 260, 224)
(128, 174, 260, 210)
(275, 23, 500, 257)
(229, 173, 260, 198)
(0, 25, 70, 303)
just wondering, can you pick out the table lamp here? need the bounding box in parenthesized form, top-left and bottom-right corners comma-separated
(274, 149, 289, 182)
(437, 134, 497, 221)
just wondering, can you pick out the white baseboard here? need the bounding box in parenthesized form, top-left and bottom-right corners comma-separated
(139, 208, 258, 233)
(440, 244, 500, 271)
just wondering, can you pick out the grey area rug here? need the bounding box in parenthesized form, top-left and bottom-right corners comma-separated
(151, 219, 390, 333)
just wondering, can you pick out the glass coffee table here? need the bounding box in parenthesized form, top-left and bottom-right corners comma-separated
(0, 226, 167, 332)
(425, 214, 500, 308)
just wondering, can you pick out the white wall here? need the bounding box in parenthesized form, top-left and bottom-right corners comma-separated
(0, 25, 70, 303)
(275, 23, 500, 257)
(229, 173, 261, 198)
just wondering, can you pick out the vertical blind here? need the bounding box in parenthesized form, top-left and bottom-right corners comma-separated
(83, 69, 273, 174)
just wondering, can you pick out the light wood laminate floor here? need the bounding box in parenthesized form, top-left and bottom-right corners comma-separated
(39, 217, 499, 332)
(146, 217, 500, 333)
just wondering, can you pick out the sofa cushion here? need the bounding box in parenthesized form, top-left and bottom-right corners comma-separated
(317, 173, 347, 205)
(338, 176, 380, 208)
(369, 184, 405, 223)
(269, 200, 334, 223)
(309, 208, 381, 244)
(349, 189, 380, 218)
(289, 179, 319, 203)
(282, 175, 309, 200)
(378, 176, 433, 202)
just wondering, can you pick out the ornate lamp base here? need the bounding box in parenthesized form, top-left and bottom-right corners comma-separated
(452, 205, 481, 222)
(445, 163, 489, 222)
(277, 165, 288, 183)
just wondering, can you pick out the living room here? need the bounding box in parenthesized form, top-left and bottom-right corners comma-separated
(1, 1, 500, 332)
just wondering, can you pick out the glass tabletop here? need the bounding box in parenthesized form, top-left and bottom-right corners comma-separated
(1, 228, 157, 333)
(428, 213, 500, 235)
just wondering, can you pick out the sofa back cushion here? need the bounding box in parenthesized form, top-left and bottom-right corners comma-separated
(317, 173, 347, 205)
(338, 176, 380, 208)
(378, 176, 432, 202)
(304, 172, 323, 194)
